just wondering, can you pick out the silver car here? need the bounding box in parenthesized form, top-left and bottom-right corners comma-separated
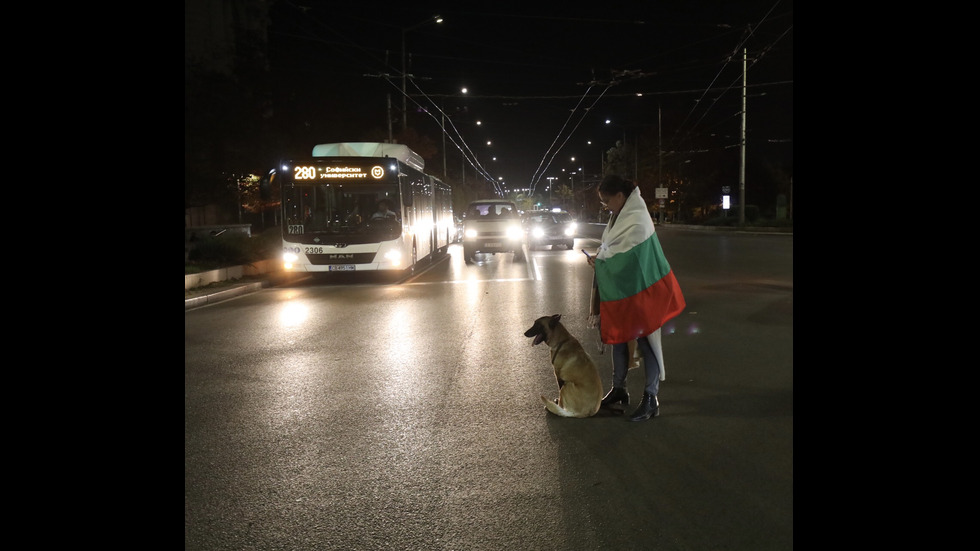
(461, 199, 525, 263)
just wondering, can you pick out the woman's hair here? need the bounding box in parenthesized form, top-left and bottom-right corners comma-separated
(598, 174, 636, 197)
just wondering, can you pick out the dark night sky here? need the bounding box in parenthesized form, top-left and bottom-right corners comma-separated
(266, 1, 793, 194)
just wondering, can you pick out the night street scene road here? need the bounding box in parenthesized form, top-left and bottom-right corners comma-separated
(186, 3, 793, 549)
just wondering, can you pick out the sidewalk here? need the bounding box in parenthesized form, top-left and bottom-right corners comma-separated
(184, 271, 303, 310)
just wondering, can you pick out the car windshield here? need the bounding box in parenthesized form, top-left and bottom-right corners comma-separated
(468, 203, 518, 218)
(527, 212, 571, 224)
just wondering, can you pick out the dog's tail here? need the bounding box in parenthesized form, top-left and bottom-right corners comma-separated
(541, 395, 578, 417)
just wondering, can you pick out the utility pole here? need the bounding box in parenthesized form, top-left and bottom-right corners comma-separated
(441, 105, 447, 179)
(401, 31, 409, 133)
(658, 104, 662, 188)
(739, 47, 747, 225)
(570, 173, 576, 213)
(362, 68, 395, 142)
(401, 16, 443, 134)
(387, 94, 393, 143)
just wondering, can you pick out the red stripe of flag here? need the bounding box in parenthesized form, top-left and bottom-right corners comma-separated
(599, 270, 685, 344)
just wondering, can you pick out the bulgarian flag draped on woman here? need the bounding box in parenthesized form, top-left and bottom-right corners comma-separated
(593, 186, 686, 347)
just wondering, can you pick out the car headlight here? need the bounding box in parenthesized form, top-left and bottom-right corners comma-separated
(464, 228, 478, 239)
(564, 224, 576, 237)
(531, 227, 545, 238)
(506, 225, 523, 240)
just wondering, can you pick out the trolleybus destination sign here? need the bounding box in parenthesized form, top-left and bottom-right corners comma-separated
(291, 164, 386, 181)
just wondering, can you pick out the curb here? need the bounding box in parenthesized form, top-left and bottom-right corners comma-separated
(184, 281, 268, 310)
(185, 273, 309, 310)
(665, 223, 792, 234)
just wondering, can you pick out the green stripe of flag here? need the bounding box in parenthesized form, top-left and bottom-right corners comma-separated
(595, 233, 672, 302)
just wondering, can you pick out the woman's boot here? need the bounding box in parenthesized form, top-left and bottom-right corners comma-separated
(601, 387, 630, 407)
(628, 393, 659, 421)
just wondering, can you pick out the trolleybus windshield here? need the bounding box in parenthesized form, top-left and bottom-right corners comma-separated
(281, 158, 402, 239)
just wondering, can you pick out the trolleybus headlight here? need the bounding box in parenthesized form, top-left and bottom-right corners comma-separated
(383, 249, 402, 267)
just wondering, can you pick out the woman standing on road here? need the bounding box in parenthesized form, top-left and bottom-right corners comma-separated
(587, 174, 686, 421)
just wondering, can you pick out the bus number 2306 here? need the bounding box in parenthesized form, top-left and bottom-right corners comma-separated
(282, 245, 324, 255)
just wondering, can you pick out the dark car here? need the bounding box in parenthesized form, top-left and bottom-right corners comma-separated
(523, 209, 578, 250)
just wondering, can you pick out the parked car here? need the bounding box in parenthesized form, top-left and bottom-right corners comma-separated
(461, 199, 525, 263)
(522, 209, 577, 250)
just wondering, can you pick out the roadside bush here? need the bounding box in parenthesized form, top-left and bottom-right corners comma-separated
(703, 215, 738, 226)
(186, 226, 281, 272)
(187, 233, 253, 269)
(252, 227, 282, 259)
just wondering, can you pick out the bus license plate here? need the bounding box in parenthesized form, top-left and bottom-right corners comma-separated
(328, 265, 355, 271)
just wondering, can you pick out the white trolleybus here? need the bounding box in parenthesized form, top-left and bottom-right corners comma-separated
(279, 142, 454, 275)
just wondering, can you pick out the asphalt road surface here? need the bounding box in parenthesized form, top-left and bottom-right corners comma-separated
(185, 227, 793, 550)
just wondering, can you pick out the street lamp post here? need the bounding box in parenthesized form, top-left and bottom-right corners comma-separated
(440, 87, 466, 182)
(569, 172, 576, 212)
(402, 15, 443, 133)
(441, 103, 446, 178)
(605, 119, 630, 179)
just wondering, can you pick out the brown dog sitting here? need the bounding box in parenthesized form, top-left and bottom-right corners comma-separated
(524, 314, 603, 418)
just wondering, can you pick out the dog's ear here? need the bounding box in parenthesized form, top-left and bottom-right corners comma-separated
(550, 314, 561, 326)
